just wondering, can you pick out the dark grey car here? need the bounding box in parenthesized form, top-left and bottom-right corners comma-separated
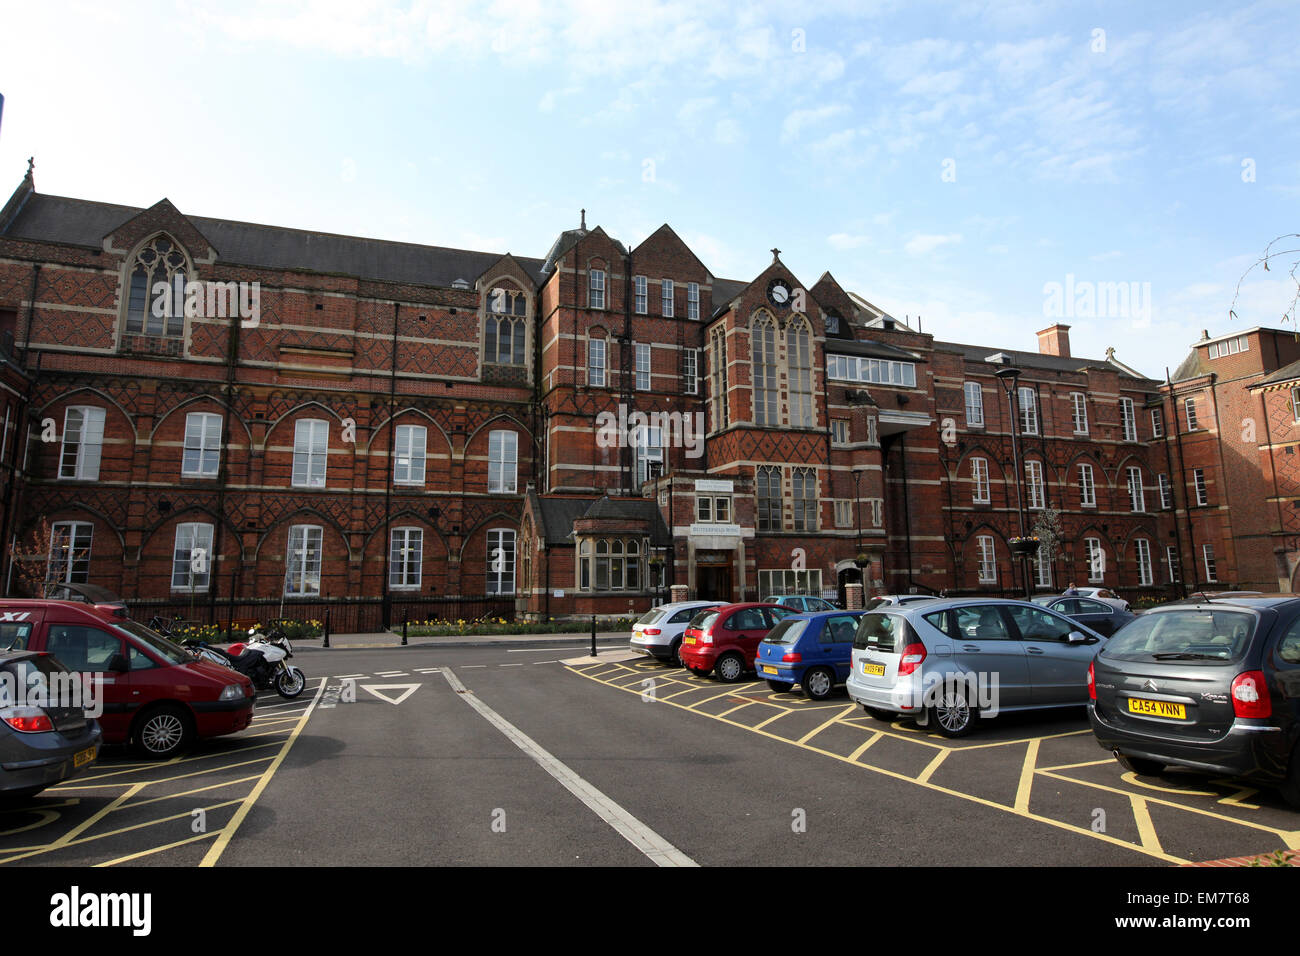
(1088, 596, 1300, 808)
(1038, 596, 1137, 637)
(0, 651, 101, 799)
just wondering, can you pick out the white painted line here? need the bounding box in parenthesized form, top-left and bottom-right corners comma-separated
(440, 667, 697, 868)
(334, 674, 365, 679)
(507, 647, 590, 653)
(500, 663, 525, 667)
(414, 668, 444, 673)
(463, 665, 488, 668)
(361, 684, 421, 705)
(531, 660, 559, 665)
(375, 671, 410, 677)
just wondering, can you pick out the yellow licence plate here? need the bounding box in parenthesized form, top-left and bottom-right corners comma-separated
(73, 746, 96, 768)
(761, 665, 778, 675)
(684, 637, 696, 645)
(1127, 697, 1186, 719)
(862, 662, 886, 677)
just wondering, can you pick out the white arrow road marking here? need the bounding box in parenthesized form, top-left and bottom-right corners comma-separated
(440, 667, 697, 868)
(360, 684, 421, 705)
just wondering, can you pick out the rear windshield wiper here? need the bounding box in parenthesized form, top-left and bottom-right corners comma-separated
(1151, 652, 1229, 661)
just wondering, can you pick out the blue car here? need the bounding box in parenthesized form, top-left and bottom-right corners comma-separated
(755, 610, 865, 700)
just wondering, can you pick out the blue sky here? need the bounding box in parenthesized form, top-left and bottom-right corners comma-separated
(2, 0, 1298, 378)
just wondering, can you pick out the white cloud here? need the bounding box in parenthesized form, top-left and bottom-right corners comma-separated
(713, 118, 744, 145)
(904, 233, 962, 255)
(828, 233, 871, 250)
(781, 104, 850, 144)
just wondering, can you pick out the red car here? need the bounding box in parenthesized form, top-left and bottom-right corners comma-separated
(0, 600, 255, 758)
(679, 603, 793, 682)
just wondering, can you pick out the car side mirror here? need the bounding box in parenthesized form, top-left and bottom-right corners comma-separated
(1066, 631, 1093, 645)
(106, 653, 129, 672)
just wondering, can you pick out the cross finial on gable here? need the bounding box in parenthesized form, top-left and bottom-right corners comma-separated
(771, 247, 781, 261)
(25, 157, 34, 180)
(580, 208, 586, 230)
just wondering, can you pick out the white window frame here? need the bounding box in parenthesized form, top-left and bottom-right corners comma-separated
(48, 520, 93, 585)
(687, 282, 700, 320)
(1070, 393, 1088, 435)
(1193, 468, 1208, 506)
(394, 424, 427, 485)
(589, 269, 605, 310)
(1166, 545, 1180, 584)
(1135, 538, 1153, 587)
(172, 522, 215, 591)
(389, 527, 423, 590)
(831, 419, 850, 445)
(1151, 407, 1164, 438)
(758, 569, 823, 598)
(1202, 544, 1218, 583)
(972, 457, 990, 504)
(1085, 537, 1104, 583)
(1127, 466, 1145, 512)
(683, 348, 699, 395)
(1185, 397, 1199, 430)
(1120, 398, 1137, 442)
(1292, 387, 1300, 423)
(59, 406, 106, 481)
(633, 425, 663, 486)
(1158, 473, 1173, 509)
(977, 536, 997, 584)
(291, 419, 328, 489)
(1033, 548, 1053, 589)
(965, 383, 984, 427)
(661, 279, 674, 317)
(1018, 387, 1038, 436)
(635, 343, 651, 391)
(182, 412, 222, 478)
(488, 430, 518, 494)
(588, 337, 606, 388)
(285, 525, 323, 596)
(1026, 460, 1045, 510)
(488, 529, 519, 593)
(834, 499, 853, 528)
(634, 275, 647, 314)
(1079, 463, 1096, 508)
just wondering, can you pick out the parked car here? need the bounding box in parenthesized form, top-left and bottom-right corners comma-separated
(865, 594, 938, 609)
(1066, 587, 1130, 612)
(680, 603, 795, 682)
(1034, 595, 1137, 637)
(1088, 595, 1300, 808)
(756, 610, 865, 699)
(0, 600, 256, 758)
(845, 598, 1107, 737)
(764, 595, 840, 613)
(629, 600, 724, 666)
(0, 649, 102, 800)
(42, 582, 129, 620)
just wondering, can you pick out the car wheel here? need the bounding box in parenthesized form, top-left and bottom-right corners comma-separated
(133, 704, 194, 759)
(802, 667, 835, 701)
(669, 640, 684, 668)
(715, 653, 745, 683)
(931, 687, 977, 738)
(1115, 753, 1165, 776)
(863, 706, 896, 722)
(765, 679, 794, 693)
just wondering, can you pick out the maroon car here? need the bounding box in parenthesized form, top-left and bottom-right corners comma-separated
(679, 603, 794, 682)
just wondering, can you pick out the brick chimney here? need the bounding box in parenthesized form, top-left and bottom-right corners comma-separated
(1036, 323, 1071, 358)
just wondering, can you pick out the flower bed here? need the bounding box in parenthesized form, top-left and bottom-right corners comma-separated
(397, 616, 635, 637)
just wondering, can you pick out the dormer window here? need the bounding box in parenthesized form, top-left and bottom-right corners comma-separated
(484, 285, 527, 365)
(825, 311, 840, 335)
(125, 235, 188, 336)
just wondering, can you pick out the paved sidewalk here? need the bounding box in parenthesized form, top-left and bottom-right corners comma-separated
(296, 630, 631, 650)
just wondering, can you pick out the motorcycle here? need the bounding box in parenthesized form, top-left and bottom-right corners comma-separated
(182, 625, 306, 699)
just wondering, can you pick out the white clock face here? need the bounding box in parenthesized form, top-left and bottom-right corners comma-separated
(769, 282, 790, 304)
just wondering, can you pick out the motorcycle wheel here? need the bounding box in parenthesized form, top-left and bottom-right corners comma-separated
(276, 666, 306, 699)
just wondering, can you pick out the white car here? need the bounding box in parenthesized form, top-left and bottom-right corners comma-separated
(629, 601, 724, 667)
(1066, 587, 1130, 612)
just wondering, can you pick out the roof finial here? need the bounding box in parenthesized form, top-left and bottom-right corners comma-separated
(24, 156, 34, 181)
(580, 208, 586, 231)
(1105, 346, 1116, 360)
(771, 247, 781, 262)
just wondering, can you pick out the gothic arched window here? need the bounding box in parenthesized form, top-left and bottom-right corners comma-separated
(125, 235, 188, 336)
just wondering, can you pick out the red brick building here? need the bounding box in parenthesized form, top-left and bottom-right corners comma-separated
(0, 164, 1286, 623)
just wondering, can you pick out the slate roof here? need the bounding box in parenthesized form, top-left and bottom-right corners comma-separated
(1170, 348, 1210, 383)
(530, 493, 671, 546)
(4, 193, 548, 289)
(1257, 357, 1300, 387)
(825, 338, 926, 362)
(936, 340, 1156, 383)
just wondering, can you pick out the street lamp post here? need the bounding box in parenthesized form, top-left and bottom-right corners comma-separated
(989, 359, 1034, 601)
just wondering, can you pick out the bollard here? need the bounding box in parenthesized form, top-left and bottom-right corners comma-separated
(323, 607, 331, 648)
(590, 615, 597, 657)
(402, 610, 408, 646)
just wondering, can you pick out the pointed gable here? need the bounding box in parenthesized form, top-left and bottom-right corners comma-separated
(810, 271, 859, 338)
(102, 198, 217, 265)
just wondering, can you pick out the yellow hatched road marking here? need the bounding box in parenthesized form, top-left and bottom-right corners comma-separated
(1015, 739, 1041, 813)
(0, 783, 144, 865)
(570, 664, 1189, 864)
(718, 700, 756, 716)
(753, 709, 796, 730)
(123, 775, 265, 810)
(1038, 758, 1115, 773)
(98, 831, 218, 866)
(796, 704, 857, 744)
(200, 677, 327, 867)
(848, 732, 885, 761)
(916, 749, 950, 785)
(1130, 795, 1164, 855)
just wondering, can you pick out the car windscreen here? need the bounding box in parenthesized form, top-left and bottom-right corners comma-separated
(0, 621, 33, 651)
(113, 620, 192, 665)
(689, 610, 720, 632)
(1101, 609, 1256, 663)
(764, 619, 808, 645)
(637, 608, 667, 626)
(853, 612, 908, 652)
(0, 654, 75, 707)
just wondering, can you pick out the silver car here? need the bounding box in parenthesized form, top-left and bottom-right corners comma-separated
(629, 601, 723, 667)
(845, 598, 1107, 737)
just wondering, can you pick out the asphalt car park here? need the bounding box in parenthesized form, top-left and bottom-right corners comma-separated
(0, 681, 322, 866)
(571, 654, 1300, 865)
